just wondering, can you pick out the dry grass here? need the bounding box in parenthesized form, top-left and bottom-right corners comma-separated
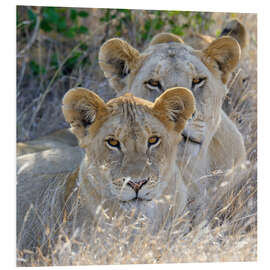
(17, 179, 257, 266)
(17, 223, 257, 266)
(16, 8, 257, 266)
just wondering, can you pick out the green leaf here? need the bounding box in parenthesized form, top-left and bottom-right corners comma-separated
(180, 11, 190, 18)
(42, 7, 59, 24)
(78, 11, 89, 17)
(154, 10, 161, 16)
(100, 10, 111, 22)
(116, 21, 122, 32)
(62, 28, 76, 38)
(50, 53, 59, 69)
(153, 18, 165, 30)
(29, 61, 46, 76)
(27, 8, 37, 31)
(171, 26, 184, 36)
(118, 9, 130, 14)
(64, 51, 83, 73)
(167, 11, 181, 17)
(82, 57, 91, 66)
(27, 8, 37, 22)
(144, 19, 151, 32)
(40, 19, 53, 32)
(75, 26, 88, 34)
(56, 17, 67, 32)
(79, 43, 88, 51)
(70, 9, 78, 22)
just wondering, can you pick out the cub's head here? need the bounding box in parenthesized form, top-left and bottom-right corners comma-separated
(62, 87, 194, 205)
(99, 33, 241, 145)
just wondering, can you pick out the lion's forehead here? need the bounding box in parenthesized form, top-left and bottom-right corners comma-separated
(141, 44, 208, 79)
(148, 42, 193, 55)
(100, 109, 166, 141)
(108, 98, 150, 121)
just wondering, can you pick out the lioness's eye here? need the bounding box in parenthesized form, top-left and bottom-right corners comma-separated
(106, 138, 120, 149)
(145, 79, 162, 91)
(192, 77, 206, 89)
(148, 136, 160, 147)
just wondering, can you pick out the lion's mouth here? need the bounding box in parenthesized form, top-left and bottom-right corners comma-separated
(119, 198, 153, 213)
(132, 197, 152, 202)
(120, 197, 152, 203)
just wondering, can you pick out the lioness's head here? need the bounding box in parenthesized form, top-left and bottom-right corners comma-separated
(62, 87, 194, 208)
(99, 33, 241, 145)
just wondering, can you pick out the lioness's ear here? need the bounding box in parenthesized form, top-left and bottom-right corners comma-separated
(219, 19, 248, 53)
(150, 32, 184, 46)
(99, 38, 140, 93)
(202, 36, 241, 84)
(62, 88, 107, 145)
(153, 87, 195, 133)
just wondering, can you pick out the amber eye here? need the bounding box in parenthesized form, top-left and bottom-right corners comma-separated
(145, 79, 162, 91)
(192, 78, 200, 84)
(106, 138, 120, 149)
(148, 79, 159, 87)
(148, 136, 160, 147)
(192, 77, 206, 88)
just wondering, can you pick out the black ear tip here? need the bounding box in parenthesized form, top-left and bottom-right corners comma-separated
(220, 28, 231, 36)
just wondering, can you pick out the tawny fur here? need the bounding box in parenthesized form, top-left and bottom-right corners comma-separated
(17, 87, 195, 251)
(98, 31, 246, 207)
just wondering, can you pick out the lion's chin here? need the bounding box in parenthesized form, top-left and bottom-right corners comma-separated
(119, 198, 158, 221)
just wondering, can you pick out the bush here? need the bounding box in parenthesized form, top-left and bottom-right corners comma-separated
(16, 6, 216, 140)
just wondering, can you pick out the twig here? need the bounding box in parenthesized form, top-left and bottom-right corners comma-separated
(17, 97, 40, 122)
(227, 68, 242, 91)
(230, 213, 257, 223)
(17, 59, 27, 95)
(28, 37, 91, 131)
(17, 12, 40, 58)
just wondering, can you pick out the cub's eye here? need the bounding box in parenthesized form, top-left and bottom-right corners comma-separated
(145, 79, 162, 91)
(148, 136, 160, 147)
(192, 77, 206, 89)
(106, 138, 120, 149)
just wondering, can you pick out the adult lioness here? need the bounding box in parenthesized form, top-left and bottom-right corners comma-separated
(17, 87, 195, 251)
(184, 19, 249, 115)
(99, 33, 246, 197)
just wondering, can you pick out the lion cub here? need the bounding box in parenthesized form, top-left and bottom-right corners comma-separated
(17, 87, 195, 251)
(62, 87, 195, 224)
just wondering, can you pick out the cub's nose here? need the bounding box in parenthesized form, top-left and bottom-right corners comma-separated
(127, 179, 148, 193)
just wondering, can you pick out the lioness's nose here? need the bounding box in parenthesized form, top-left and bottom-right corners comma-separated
(127, 179, 148, 193)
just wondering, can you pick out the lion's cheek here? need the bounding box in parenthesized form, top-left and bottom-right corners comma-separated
(110, 185, 135, 201)
(183, 119, 206, 143)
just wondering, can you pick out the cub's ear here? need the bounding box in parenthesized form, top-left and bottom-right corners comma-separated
(202, 36, 241, 84)
(62, 88, 107, 146)
(149, 32, 184, 46)
(99, 38, 140, 93)
(153, 87, 195, 133)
